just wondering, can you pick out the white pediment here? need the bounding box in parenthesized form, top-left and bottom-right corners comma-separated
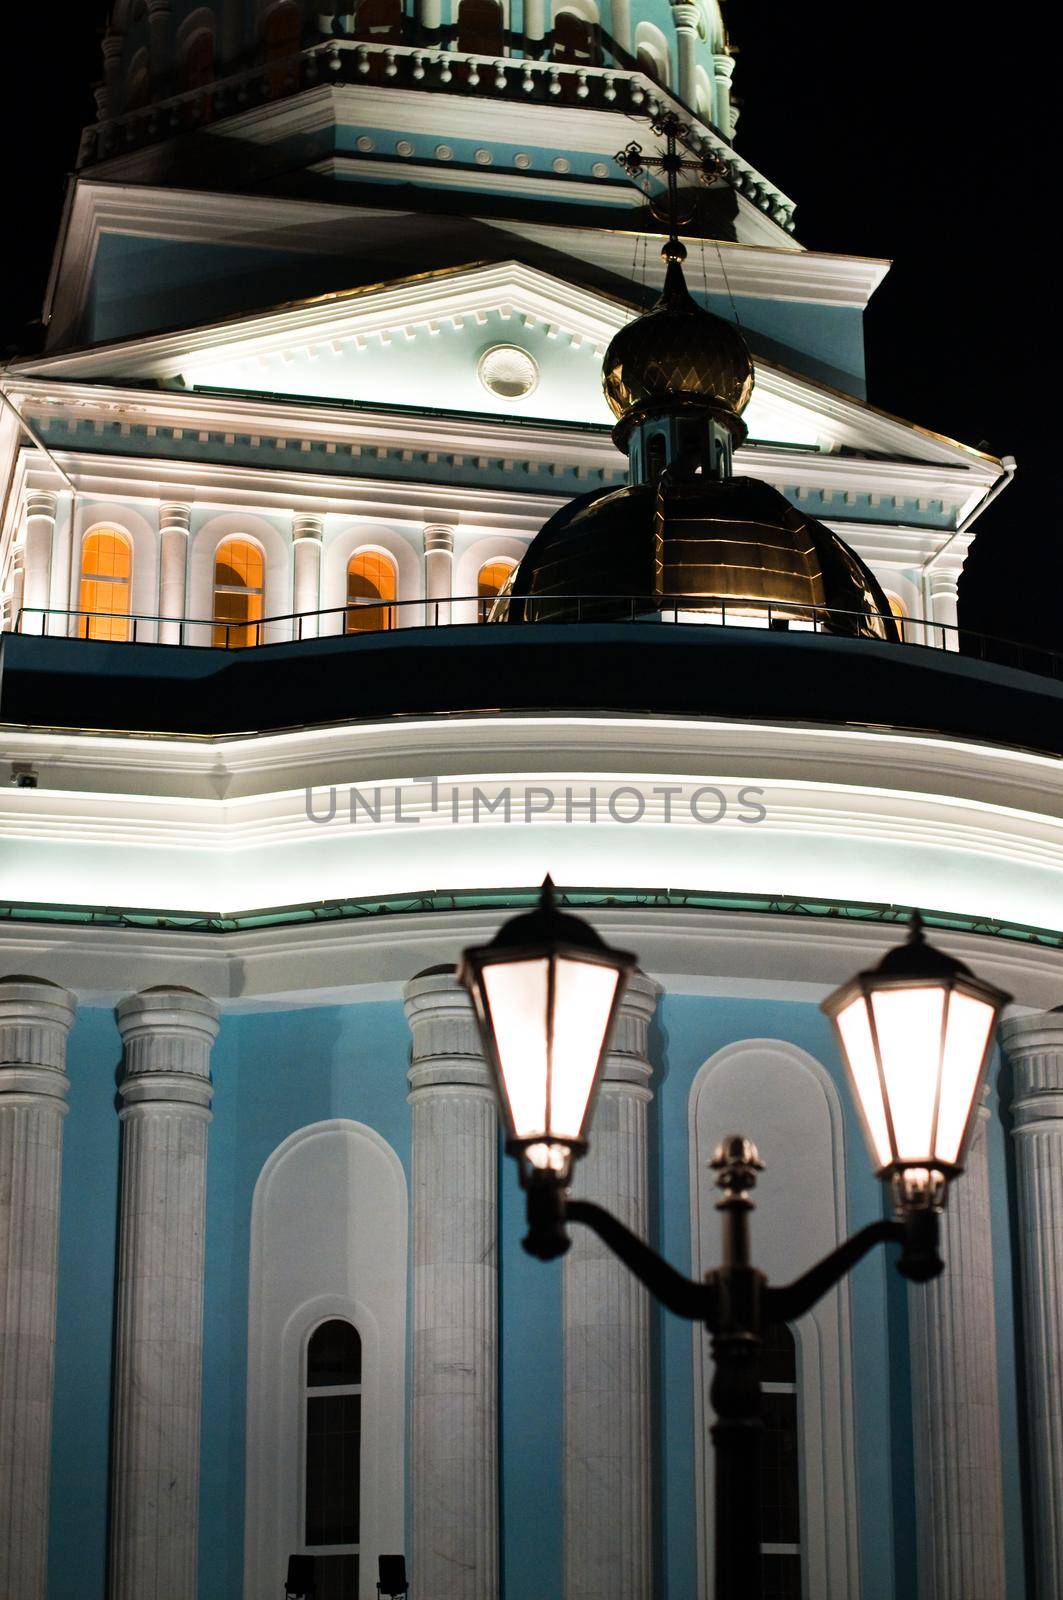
(16, 261, 997, 470)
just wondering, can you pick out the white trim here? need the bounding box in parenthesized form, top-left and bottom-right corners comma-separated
(244, 1120, 407, 1600)
(689, 1041, 859, 1599)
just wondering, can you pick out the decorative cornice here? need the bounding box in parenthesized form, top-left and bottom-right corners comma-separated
(115, 985, 220, 1114)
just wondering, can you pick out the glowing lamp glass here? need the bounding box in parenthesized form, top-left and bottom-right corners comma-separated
(459, 881, 635, 1180)
(823, 918, 1009, 1203)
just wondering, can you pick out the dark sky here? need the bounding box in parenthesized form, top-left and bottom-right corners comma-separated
(2, 6, 1049, 652)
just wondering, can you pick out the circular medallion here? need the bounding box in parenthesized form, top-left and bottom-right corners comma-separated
(514, 152, 532, 169)
(356, 135, 374, 152)
(552, 156, 571, 174)
(395, 139, 414, 157)
(435, 144, 454, 161)
(477, 345, 540, 401)
(474, 148, 493, 166)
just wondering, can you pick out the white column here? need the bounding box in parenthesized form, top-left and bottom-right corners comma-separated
(110, 987, 220, 1600)
(926, 569, 961, 650)
(712, 52, 734, 137)
(419, 0, 443, 32)
(672, 5, 699, 110)
(0, 975, 77, 1600)
(158, 502, 191, 646)
(564, 972, 658, 1600)
(147, 0, 172, 89)
(524, 0, 545, 53)
(292, 514, 324, 639)
(610, 0, 631, 56)
(423, 525, 454, 626)
(908, 1095, 1006, 1600)
(10, 549, 25, 631)
(1000, 1011, 1063, 1599)
(404, 969, 498, 1599)
(22, 492, 58, 636)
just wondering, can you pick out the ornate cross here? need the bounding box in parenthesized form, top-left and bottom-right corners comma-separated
(615, 111, 726, 256)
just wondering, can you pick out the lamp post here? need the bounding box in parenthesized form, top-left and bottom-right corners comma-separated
(458, 882, 1011, 1599)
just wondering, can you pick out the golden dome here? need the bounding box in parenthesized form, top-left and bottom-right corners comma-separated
(603, 255, 755, 430)
(500, 475, 899, 642)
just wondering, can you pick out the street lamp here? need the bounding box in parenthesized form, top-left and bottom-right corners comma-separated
(458, 883, 1011, 1599)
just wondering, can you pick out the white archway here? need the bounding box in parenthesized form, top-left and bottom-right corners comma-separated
(189, 512, 290, 644)
(72, 503, 158, 639)
(244, 1120, 408, 1600)
(321, 524, 422, 631)
(452, 533, 527, 623)
(688, 1039, 859, 1599)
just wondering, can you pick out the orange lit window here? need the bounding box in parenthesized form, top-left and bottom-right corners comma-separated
(213, 539, 265, 648)
(79, 530, 132, 641)
(346, 551, 397, 633)
(887, 592, 908, 642)
(477, 559, 516, 622)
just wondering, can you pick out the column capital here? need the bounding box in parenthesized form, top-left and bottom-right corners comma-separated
(404, 967, 493, 1094)
(422, 524, 455, 555)
(24, 490, 59, 522)
(159, 501, 192, 535)
(293, 512, 325, 542)
(603, 970, 658, 1090)
(0, 975, 76, 1104)
(1002, 1009, 1063, 1122)
(672, 3, 700, 31)
(147, 0, 172, 14)
(115, 986, 220, 1115)
(100, 31, 124, 65)
(713, 50, 736, 79)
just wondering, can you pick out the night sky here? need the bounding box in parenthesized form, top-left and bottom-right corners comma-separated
(1, 5, 1048, 652)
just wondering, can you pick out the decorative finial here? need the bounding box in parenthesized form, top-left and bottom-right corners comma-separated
(710, 1135, 764, 1204)
(907, 909, 926, 945)
(615, 112, 726, 268)
(540, 874, 557, 910)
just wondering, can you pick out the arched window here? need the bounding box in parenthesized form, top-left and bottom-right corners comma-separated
(261, 0, 302, 94)
(78, 529, 132, 641)
(760, 1322, 801, 1597)
(125, 49, 151, 110)
(181, 27, 215, 91)
(886, 591, 908, 641)
(634, 23, 669, 87)
(457, 0, 504, 55)
(346, 550, 396, 633)
(352, 0, 405, 42)
(552, 5, 598, 63)
(304, 1319, 362, 1598)
(477, 558, 516, 622)
(213, 538, 265, 648)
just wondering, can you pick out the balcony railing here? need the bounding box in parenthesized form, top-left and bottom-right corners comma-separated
(80, 37, 795, 232)
(12, 596, 1063, 683)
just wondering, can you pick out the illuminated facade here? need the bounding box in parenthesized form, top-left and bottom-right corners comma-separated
(0, 5, 1059, 1600)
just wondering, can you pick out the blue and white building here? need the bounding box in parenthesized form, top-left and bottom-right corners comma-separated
(0, 4, 1058, 1599)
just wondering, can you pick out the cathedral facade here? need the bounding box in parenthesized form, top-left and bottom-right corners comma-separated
(0, 4, 1059, 1599)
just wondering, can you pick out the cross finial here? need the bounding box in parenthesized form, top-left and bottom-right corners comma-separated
(615, 111, 726, 264)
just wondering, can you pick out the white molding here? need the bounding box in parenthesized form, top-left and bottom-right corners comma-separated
(244, 1120, 408, 1600)
(310, 153, 643, 209)
(42, 177, 886, 349)
(688, 1040, 858, 1599)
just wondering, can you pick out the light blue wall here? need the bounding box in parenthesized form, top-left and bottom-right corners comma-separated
(45, 986, 1027, 1598)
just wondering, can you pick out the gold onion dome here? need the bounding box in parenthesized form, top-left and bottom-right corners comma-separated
(603, 247, 755, 446)
(498, 250, 898, 642)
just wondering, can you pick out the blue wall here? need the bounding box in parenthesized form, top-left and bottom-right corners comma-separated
(46, 988, 1027, 1598)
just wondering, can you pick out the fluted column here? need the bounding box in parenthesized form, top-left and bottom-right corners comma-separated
(158, 502, 191, 645)
(908, 1094, 1006, 1599)
(672, 5, 700, 110)
(0, 975, 76, 1600)
(1001, 1011, 1063, 1598)
(610, 0, 631, 55)
(404, 969, 498, 1598)
(22, 492, 58, 636)
(423, 524, 454, 626)
(292, 514, 324, 639)
(712, 52, 735, 137)
(564, 972, 658, 1600)
(523, 0, 545, 54)
(109, 987, 220, 1600)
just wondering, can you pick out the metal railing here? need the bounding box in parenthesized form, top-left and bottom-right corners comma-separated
(11, 596, 1063, 682)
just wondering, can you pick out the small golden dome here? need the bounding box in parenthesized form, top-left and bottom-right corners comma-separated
(603, 255, 755, 427)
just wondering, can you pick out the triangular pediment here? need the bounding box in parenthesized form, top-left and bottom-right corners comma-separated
(14, 261, 996, 469)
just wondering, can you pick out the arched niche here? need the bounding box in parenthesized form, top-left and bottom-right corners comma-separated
(321, 524, 421, 631)
(688, 1039, 858, 1599)
(452, 532, 527, 624)
(72, 503, 158, 637)
(189, 512, 290, 644)
(244, 1120, 408, 1600)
